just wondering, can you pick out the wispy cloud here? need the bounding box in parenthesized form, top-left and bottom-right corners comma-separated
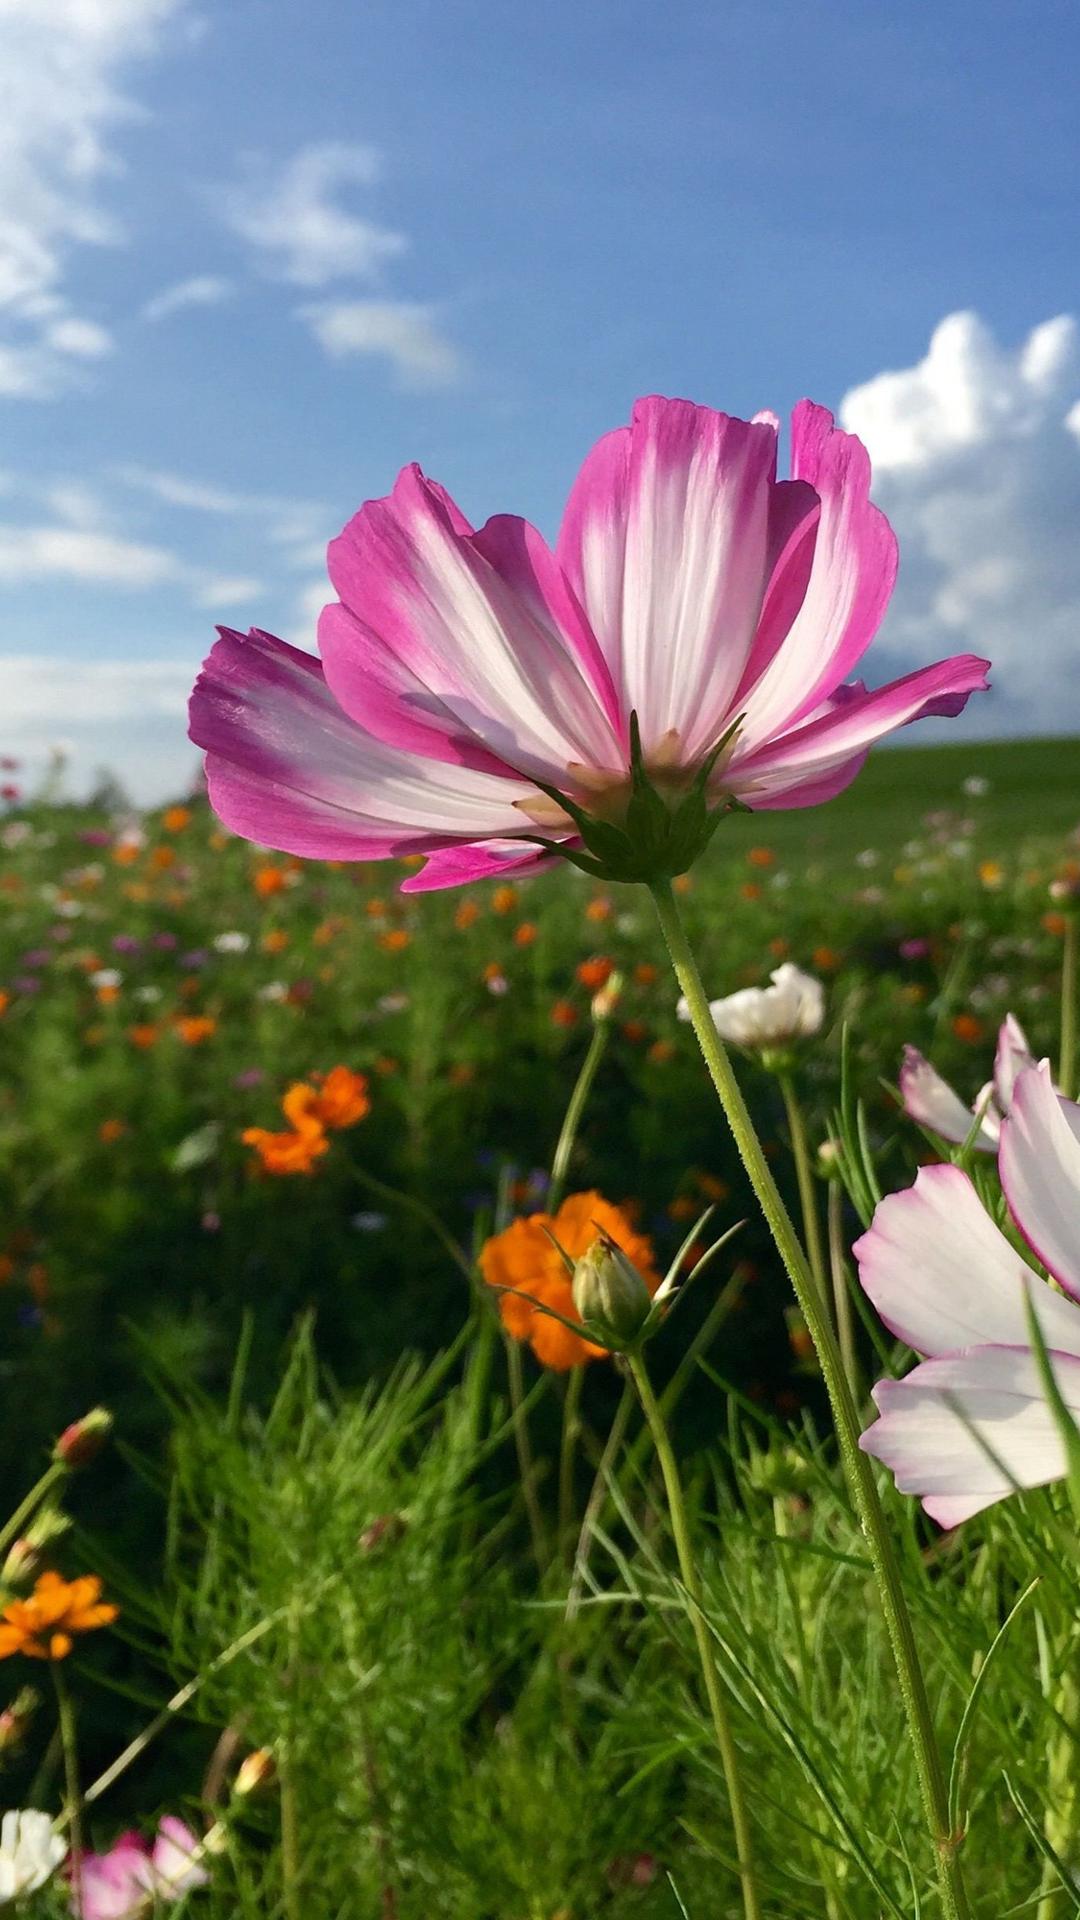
(224, 143, 405, 287)
(140, 274, 233, 324)
(0, 0, 184, 399)
(841, 310, 1080, 731)
(0, 525, 182, 587)
(301, 300, 462, 389)
(0, 653, 199, 802)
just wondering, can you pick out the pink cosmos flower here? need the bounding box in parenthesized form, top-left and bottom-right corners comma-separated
(857, 1059, 1080, 1526)
(72, 1818, 207, 1919)
(188, 397, 988, 891)
(897, 1013, 1036, 1152)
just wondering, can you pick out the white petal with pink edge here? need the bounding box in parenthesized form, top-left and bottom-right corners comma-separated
(324, 467, 623, 787)
(190, 628, 538, 862)
(735, 401, 898, 750)
(853, 1162, 1080, 1358)
(555, 397, 780, 759)
(897, 1046, 997, 1151)
(1000, 1062, 1080, 1302)
(993, 1013, 1036, 1111)
(860, 1344, 1080, 1525)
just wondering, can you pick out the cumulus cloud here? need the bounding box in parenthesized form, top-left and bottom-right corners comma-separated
(0, 0, 181, 397)
(140, 274, 232, 323)
(224, 144, 405, 287)
(301, 299, 462, 388)
(841, 311, 1080, 734)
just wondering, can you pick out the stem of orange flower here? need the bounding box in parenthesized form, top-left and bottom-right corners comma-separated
(0, 1461, 66, 1563)
(557, 1365, 585, 1564)
(53, 1662, 83, 1907)
(649, 876, 972, 1920)
(548, 1018, 609, 1214)
(626, 1347, 761, 1920)
(1059, 913, 1078, 1101)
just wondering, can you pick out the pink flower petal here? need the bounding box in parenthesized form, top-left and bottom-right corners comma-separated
(398, 840, 566, 893)
(189, 628, 537, 862)
(853, 1163, 1080, 1357)
(555, 396, 780, 759)
(322, 466, 622, 786)
(730, 654, 990, 801)
(897, 1045, 997, 1151)
(861, 1344, 1080, 1525)
(1000, 1062, 1080, 1302)
(993, 1012, 1036, 1112)
(151, 1818, 208, 1895)
(735, 402, 898, 748)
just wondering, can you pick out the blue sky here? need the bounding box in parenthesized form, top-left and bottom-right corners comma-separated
(2, 0, 1079, 797)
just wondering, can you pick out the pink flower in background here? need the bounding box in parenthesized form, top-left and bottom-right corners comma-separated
(858, 1061, 1080, 1525)
(189, 397, 988, 892)
(898, 1012, 1036, 1152)
(73, 1818, 207, 1918)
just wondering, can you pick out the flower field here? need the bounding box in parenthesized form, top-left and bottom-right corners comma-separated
(0, 732, 1079, 1915)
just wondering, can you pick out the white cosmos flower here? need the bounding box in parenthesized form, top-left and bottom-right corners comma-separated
(858, 1061, 1080, 1526)
(898, 1012, 1036, 1153)
(678, 963, 824, 1051)
(213, 931, 250, 954)
(0, 1809, 66, 1903)
(89, 969, 123, 990)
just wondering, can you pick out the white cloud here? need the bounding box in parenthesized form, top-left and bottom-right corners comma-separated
(0, 0, 181, 398)
(190, 573, 263, 609)
(840, 311, 1080, 734)
(301, 299, 462, 388)
(0, 652, 199, 802)
(0, 525, 181, 585)
(225, 143, 405, 287)
(140, 273, 232, 323)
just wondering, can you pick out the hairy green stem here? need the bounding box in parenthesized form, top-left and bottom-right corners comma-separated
(627, 1347, 762, 1920)
(505, 1336, 549, 1574)
(1059, 915, 1077, 1102)
(827, 1179, 862, 1404)
(650, 877, 971, 1920)
(558, 1365, 585, 1564)
(0, 1461, 66, 1564)
(779, 1073, 829, 1309)
(53, 1664, 83, 1907)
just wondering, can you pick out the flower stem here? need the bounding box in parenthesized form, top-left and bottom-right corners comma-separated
(626, 1347, 761, 1920)
(549, 1017, 609, 1214)
(778, 1074, 829, 1308)
(0, 1460, 66, 1562)
(53, 1663, 83, 1910)
(558, 1365, 585, 1563)
(649, 876, 971, 1920)
(505, 1335, 550, 1575)
(1059, 914, 1078, 1101)
(827, 1178, 861, 1403)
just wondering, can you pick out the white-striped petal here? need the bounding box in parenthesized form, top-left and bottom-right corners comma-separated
(1000, 1062, 1080, 1302)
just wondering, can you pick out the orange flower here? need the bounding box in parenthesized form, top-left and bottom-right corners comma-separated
(514, 921, 538, 947)
(262, 929, 290, 954)
(768, 937, 789, 959)
(373, 1054, 399, 1076)
(621, 1020, 647, 1045)
(0, 1571, 117, 1661)
(148, 845, 176, 872)
(243, 1090, 329, 1173)
(299, 1066, 370, 1131)
(812, 946, 842, 973)
(454, 900, 479, 931)
(98, 1119, 126, 1144)
(978, 860, 1004, 890)
(175, 1015, 216, 1046)
(490, 885, 519, 915)
(952, 1013, 985, 1044)
(747, 846, 775, 868)
(112, 842, 140, 867)
(1043, 911, 1068, 938)
(127, 1023, 159, 1050)
(0, 991, 8, 1018)
(646, 1039, 675, 1065)
(740, 881, 762, 901)
(576, 956, 613, 992)
(480, 1192, 659, 1370)
(550, 999, 578, 1029)
(254, 865, 286, 898)
(379, 928, 411, 953)
(95, 984, 120, 1007)
(585, 895, 614, 923)
(633, 963, 659, 987)
(162, 805, 192, 834)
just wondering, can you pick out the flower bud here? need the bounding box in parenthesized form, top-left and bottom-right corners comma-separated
(2, 1510, 71, 1588)
(53, 1407, 113, 1469)
(590, 970, 624, 1024)
(0, 1687, 40, 1757)
(358, 1513, 407, 1554)
(234, 1748, 276, 1798)
(571, 1235, 652, 1342)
